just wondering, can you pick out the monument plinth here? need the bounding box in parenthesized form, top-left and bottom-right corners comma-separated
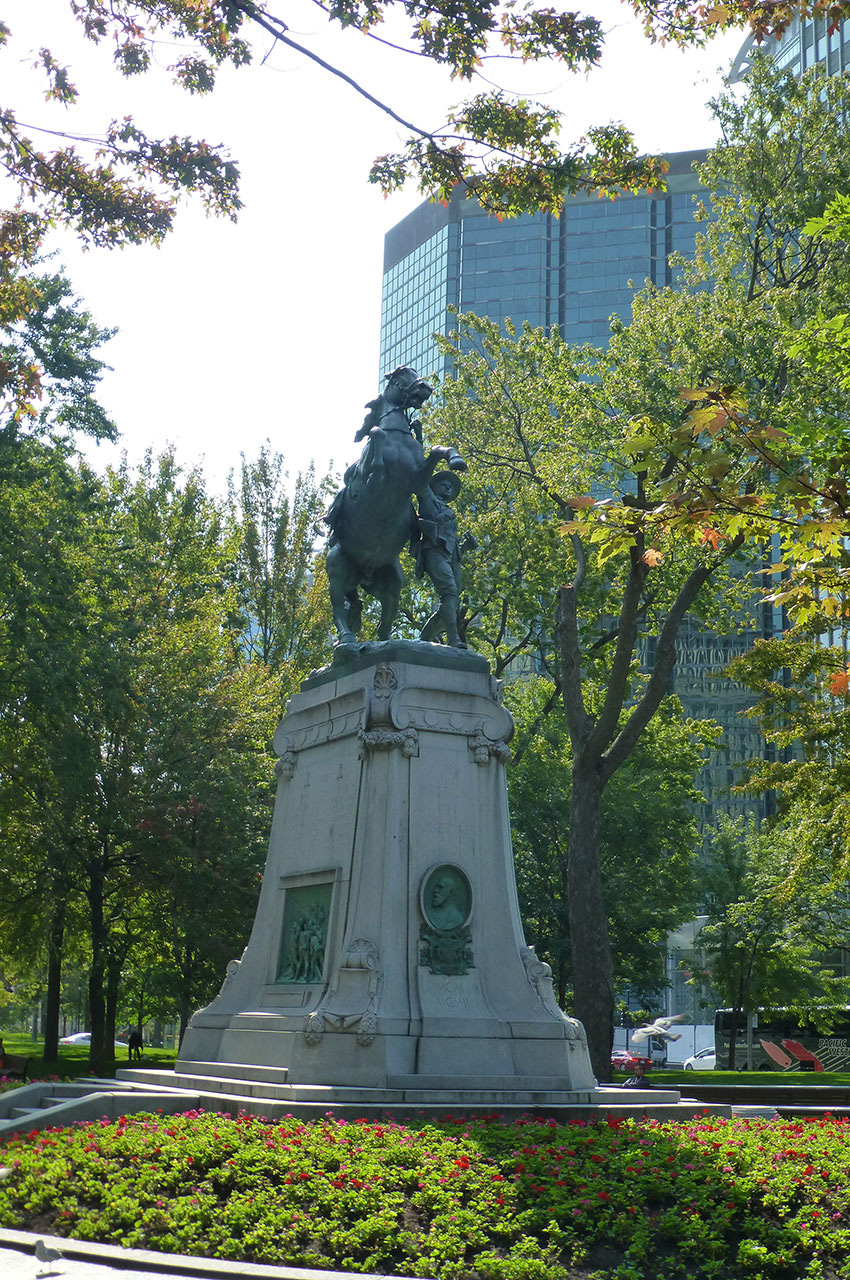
(177, 642, 597, 1102)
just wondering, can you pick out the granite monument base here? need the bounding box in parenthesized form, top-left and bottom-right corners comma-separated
(173, 643, 704, 1116)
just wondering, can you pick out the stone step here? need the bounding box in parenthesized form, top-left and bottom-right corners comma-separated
(167, 1071, 405, 1105)
(388, 1073, 594, 1092)
(180, 1061, 291, 1085)
(0, 1084, 203, 1138)
(119, 1061, 289, 1087)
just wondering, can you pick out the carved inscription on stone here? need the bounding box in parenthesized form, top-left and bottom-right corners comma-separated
(431, 976, 472, 1009)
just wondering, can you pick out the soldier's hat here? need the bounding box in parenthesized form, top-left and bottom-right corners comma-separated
(430, 471, 462, 499)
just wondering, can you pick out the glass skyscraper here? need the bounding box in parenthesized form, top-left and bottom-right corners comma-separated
(731, 11, 850, 79)
(378, 147, 776, 829)
(380, 150, 706, 377)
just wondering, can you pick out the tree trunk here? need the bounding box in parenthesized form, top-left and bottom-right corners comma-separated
(178, 944, 194, 1047)
(42, 898, 66, 1063)
(727, 1003, 743, 1070)
(87, 866, 108, 1075)
(105, 959, 121, 1066)
(568, 761, 614, 1082)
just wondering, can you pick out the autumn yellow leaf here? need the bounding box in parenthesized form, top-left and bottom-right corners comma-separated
(641, 548, 663, 566)
(679, 388, 710, 401)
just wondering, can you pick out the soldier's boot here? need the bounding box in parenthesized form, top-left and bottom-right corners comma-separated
(440, 594, 466, 649)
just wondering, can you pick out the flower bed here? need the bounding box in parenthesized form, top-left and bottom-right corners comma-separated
(1, 1110, 849, 1278)
(0, 1075, 60, 1094)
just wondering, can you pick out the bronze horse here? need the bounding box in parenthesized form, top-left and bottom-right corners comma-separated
(325, 367, 465, 646)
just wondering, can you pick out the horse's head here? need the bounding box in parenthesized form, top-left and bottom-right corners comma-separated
(384, 366, 433, 413)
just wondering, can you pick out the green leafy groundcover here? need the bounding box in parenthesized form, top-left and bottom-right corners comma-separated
(1, 1111, 850, 1279)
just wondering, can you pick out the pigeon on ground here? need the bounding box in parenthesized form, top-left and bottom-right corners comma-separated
(34, 1238, 64, 1276)
(631, 1013, 688, 1044)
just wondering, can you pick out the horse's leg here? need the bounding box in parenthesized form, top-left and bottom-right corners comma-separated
(326, 545, 361, 644)
(371, 561, 404, 641)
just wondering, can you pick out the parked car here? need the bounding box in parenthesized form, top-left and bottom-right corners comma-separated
(683, 1046, 717, 1070)
(611, 1049, 653, 1071)
(58, 1032, 129, 1049)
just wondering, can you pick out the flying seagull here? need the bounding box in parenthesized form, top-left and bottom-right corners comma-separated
(631, 1014, 688, 1044)
(34, 1238, 64, 1277)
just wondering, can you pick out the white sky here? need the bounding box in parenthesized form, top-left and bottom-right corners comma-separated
(2, 2, 744, 494)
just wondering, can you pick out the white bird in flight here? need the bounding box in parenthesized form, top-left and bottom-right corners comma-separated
(631, 1013, 688, 1043)
(34, 1238, 64, 1276)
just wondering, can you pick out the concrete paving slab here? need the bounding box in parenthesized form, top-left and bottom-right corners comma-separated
(0, 1231, 426, 1280)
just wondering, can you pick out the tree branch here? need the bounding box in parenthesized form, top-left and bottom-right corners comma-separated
(601, 536, 744, 781)
(586, 546, 648, 760)
(557, 584, 591, 752)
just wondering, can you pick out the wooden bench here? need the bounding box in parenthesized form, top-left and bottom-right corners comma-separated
(0, 1054, 30, 1080)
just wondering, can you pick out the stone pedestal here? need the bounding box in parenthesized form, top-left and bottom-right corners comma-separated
(177, 642, 597, 1099)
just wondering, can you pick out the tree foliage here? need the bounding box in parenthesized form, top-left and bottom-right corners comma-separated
(424, 57, 850, 1079)
(728, 634, 850, 879)
(698, 814, 850, 1068)
(229, 447, 333, 702)
(559, 59, 850, 626)
(509, 678, 712, 1006)
(1, 0, 826, 251)
(0, 441, 283, 1068)
(1, 215, 116, 439)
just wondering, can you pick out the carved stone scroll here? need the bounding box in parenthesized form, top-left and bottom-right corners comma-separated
(303, 939, 383, 1047)
(520, 946, 587, 1043)
(272, 687, 368, 758)
(274, 743, 298, 781)
(391, 685, 514, 745)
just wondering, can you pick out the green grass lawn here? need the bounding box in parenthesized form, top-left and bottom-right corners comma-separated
(1, 1032, 177, 1082)
(1, 1109, 849, 1279)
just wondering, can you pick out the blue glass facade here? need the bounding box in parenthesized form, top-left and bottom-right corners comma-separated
(732, 12, 850, 79)
(379, 151, 707, 375)
(378, 151, 776, 831)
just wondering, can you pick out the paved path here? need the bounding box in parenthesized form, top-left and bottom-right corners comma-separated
(0, 1231, 423, 1280)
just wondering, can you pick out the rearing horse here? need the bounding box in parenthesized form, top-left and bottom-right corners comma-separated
(325, 367, 465, 646)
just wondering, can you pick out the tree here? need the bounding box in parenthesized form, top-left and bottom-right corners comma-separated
(69, 453, 279, 1069)
(563, 59, 850, 626)
(699, 814, 850, 1068)
(229, 448, 333, 701)
(509, 678, 714, 1007)
(430, 311, 747, 1078)
(2, 0, 828, 254)
(0, 259, 119, 1059)
(0, 441, 282, 1070)
(428, 57, 850, 1079)
(728, 634, 850, 878)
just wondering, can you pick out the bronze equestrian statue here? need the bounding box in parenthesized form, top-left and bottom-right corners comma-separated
(325, 366, 466, 647)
